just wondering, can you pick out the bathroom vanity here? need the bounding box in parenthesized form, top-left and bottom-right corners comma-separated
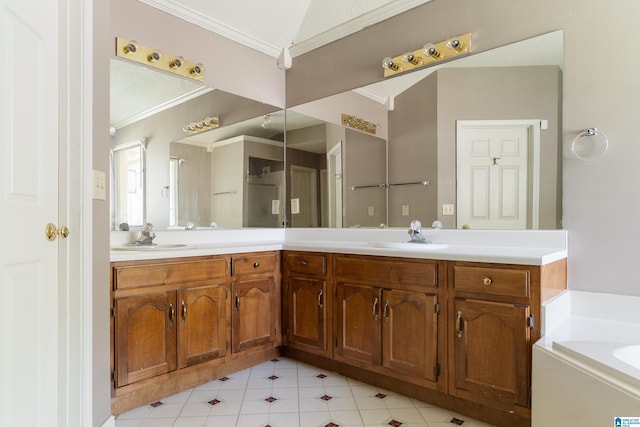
(110, 229, 566, 426)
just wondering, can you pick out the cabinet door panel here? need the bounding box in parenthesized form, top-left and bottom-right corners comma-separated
(178, 285, 227, 368)
(289, 277, 326, 352)
(115, 292, 177, 387)
(232, 278, 275, 353)
(382, 290, 438, 381)
(453, 298, 530, 407)
(335, 283, 381, 365)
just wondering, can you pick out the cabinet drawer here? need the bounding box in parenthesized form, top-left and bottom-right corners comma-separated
(284, 252, 327, 276)
(452, 265, 530, 298)
(113, 258, 226, 290)
(232, 253, 277, 276)
(335, 256, 437, 288)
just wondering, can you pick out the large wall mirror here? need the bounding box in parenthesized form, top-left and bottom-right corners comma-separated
(286, 30, 563, 230)
(110, 58, 285, 230)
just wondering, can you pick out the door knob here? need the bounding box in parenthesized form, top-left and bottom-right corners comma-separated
(46, 223, 70, 241)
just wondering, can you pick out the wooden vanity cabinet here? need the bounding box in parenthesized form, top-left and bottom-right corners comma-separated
(282, 251, 331, 357)
(447, 260, 566, 418)
(111, 256, 227, 388)
(230, 252, 280, 354)
(333, 254, 442, 388)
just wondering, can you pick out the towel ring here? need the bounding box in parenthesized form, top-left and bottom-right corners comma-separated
(570, 128, 609, 161)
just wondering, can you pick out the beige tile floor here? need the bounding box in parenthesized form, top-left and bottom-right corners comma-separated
(115, 357, 495, 427)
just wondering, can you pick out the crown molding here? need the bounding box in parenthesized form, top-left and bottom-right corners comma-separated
(137, 0, 282, 57)
(352, 87, 388, 106)
(289, 0, 432, 57)
(112, 86, 214, 130)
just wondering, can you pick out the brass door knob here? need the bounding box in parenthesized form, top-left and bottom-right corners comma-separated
(483, 277, 493, 286)
(46, 223, 70, 241)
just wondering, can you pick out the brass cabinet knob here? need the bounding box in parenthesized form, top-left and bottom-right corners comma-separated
(483, 277, 493, 286)
(46, 223, 70, 241)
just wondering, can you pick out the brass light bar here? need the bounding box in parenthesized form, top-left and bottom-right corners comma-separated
(182, 116, 220, 135)
(382, 33, 472, 78)
(116, 37, 205, 81)
(342, 113, 377, 135)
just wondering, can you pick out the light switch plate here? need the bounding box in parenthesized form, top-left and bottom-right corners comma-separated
(291, 198, 300, 214)
(443, 204, 455, 216)
(402, 205, 409, 216)
(271, 199, 280, 215)
(93, 169, 106, 200)
(368, 206, 375, 216)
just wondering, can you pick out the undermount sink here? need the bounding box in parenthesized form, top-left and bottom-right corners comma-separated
(368, 241, 448, 250)
(112, 243, 192, 251)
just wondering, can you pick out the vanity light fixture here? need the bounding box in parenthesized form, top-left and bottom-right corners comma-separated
(382, 32, 472, 78)
(342, 113, 378, 135)
(116, 37, 205, 81)
(182, 115, 220, 135)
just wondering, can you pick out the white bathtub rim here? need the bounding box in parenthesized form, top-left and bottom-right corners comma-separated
(550, 340, 640, 398)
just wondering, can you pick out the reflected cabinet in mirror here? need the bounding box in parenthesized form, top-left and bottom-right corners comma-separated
(286, 30, 563, 230)
(109, 58, 285, 230)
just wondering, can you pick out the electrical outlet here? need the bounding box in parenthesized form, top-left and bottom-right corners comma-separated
(271, 199, 280, 215)
(93, 169, 106, 200)
(442, 204, 455, 216)
(402, 205, 409, 216)
(368, 206, 375, 216)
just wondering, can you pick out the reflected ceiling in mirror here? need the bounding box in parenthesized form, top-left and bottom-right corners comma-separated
(286, 30, 563, 230)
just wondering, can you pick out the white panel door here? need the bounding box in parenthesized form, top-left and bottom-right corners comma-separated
(457, 125, 529, 229)
(0, 0, 61, 425)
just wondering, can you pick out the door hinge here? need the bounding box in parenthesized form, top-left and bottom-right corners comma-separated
(226, 339, 228, 350)
(435, 302, 440, 315)
(110, 306, 116, 318)
(275, 327, 277, 336)
(527, 314, 535, 329)
(286, 327, 290, 336)
(111, 369, 116, 382)
(435, 363, 440, 378)
(225, 288, 228, 299)
(335, 337, 338, 348)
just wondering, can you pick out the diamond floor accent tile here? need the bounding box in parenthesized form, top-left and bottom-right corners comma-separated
(218, 376, 230, 382)
(207, 399, 221, 406)
(149, 401, 163, 408)
(271, 358, 280, 362)
(450, 417, 465, 425)
(268, 375, 279, 381)
(265, 396, 278, 403)
(388, 420, 403, 427)
(325, 423, 339, 427)
(320, 394, 333, 401)
(317, 373, 327, 379)
(375, 392, 387, 399)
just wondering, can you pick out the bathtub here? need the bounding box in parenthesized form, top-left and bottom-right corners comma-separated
(532, 291, 640, 427)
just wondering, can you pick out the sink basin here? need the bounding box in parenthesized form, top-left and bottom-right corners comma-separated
(368, 241, 448, 250)
(112, 243, 192, 251)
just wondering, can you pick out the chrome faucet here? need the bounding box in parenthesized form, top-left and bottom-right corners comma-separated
(134, 222, 156, 246)
(185, 222, 196, 230)
(407, 220, 427, 242)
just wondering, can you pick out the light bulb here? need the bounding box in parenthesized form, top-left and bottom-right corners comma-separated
(423, 43, 441, 59)
(402, 52, 420, 65)
(381, 57, 399, 71)
(446, 37, 465, 52)
(261, 115, 271, 129)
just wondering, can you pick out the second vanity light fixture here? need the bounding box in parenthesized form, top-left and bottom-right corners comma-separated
(116, 37, 205, 81)
(182, 116, 220, 135)
(342, 113, 378, 135)
(382, 33, 472, 78)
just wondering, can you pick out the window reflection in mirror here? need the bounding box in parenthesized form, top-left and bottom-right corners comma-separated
(111, 140, 146, 228)
(110, 58, 283, 230)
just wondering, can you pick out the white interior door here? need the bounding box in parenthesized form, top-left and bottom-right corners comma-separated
(457, 123, 529, 229)
(0, 0, 62, 425)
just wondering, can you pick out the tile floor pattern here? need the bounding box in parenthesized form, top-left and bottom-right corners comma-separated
(115, 357, 496, 427)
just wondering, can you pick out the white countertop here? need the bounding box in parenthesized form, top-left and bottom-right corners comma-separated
(110, 228, 567, 265)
